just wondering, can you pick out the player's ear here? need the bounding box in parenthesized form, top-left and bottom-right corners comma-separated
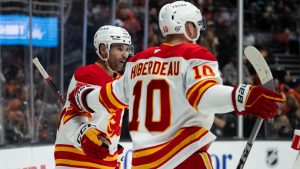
(99, 44, 108, 59)
(185, 22, 197, 39)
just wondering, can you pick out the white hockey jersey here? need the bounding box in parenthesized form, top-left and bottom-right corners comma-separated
(86, 43, 235, 168)
(55, 64, 123, 169)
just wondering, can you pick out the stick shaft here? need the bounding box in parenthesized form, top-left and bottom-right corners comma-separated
(236, 80, 275, 169)
(45, 79, 65, 105)
(32, 57, 65, 105)
(236, 119, 262, 169)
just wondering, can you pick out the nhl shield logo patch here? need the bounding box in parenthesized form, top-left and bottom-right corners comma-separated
(266, 148, 278, 167)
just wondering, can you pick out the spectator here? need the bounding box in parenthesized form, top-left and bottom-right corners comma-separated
(243, 23, 256, 48)
(222, 55, 253, 86)
(274, 114, 293, 137)
(116, 1, 141, 36)
(201, 29, 219, 57)
(116, 1, 141, 50)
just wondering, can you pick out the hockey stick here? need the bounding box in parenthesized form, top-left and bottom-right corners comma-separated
(292, 152, 300, 169)
(32, 57, 65, 105)
(236, 46, 275, 169)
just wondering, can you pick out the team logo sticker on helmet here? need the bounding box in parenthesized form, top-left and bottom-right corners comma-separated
(163, 26, 168, 33)
(175, 26, 181, 32)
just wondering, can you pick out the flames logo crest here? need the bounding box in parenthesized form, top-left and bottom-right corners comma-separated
(107, 110, 122, 137)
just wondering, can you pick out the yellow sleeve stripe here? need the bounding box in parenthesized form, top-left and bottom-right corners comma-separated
(105, 83, 127, 109)
(63, 114, 75, 124)
(192, 82, 217, 111)
(99, 93, 116, 113)
(186, 79, 218, 99)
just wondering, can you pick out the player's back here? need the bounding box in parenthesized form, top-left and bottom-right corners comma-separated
(124, 43, 220, 168)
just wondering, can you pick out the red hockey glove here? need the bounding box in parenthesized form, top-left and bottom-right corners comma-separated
(76, 123, 111, 159)
(68, 82, 96, 113)
(232, 84, 285, 119)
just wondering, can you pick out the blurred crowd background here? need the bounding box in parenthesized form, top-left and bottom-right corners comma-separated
(0, 0, 299, 147)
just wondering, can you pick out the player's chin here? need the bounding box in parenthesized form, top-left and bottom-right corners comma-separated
(117, 64, 125, 70)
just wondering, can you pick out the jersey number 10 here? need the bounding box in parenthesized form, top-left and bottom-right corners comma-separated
(129, 79, 171, 132)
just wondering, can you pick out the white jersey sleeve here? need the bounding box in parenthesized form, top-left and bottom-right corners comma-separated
(86, 74, 128, 112)
(185, 59, 235, 114)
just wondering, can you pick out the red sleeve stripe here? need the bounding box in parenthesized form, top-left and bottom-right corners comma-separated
(186, 79, 218, 99)
(99, 94, 115, 114)
(190, 82, 217, 111)
(99, 83, 127, 113)
(186, 79, 218, 111)
(107, 83, 127, 108)
(132, 127, 208, 168)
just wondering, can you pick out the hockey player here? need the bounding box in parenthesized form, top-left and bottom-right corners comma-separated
(54, 25, 132, 169)
(69, 1, 285, 169)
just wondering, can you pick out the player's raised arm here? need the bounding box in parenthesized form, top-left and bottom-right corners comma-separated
(184, 48, 284, 119)
(69, 76, 128, 115)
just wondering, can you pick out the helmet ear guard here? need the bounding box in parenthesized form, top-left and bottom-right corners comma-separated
(94, 25, 132, 61)
(97, 44, 110, 61)
(158, 1, 206, 43)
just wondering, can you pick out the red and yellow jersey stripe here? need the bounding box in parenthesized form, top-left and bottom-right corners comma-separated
(186, 79, 219, 111)
(200, 152, 213, 169)
(55, 144, 118, 169)
(57, 107, 92, 130)
(63, 107, 91, 124)
(131, 127, 209, 169)
(99, 82, 128, 113)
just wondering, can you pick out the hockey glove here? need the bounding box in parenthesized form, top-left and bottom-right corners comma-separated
(68, 82, 97, 113)
(232, 84, 285, 119)
(76, 123, 111, 159)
